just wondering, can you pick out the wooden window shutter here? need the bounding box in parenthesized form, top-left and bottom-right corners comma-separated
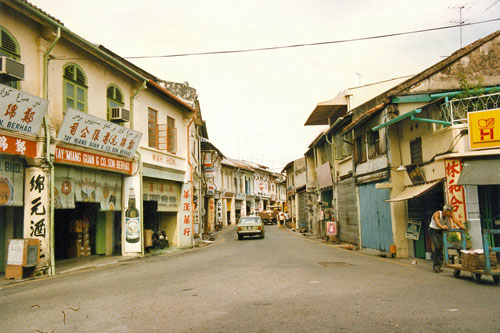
(167, 128, 177, 154)
(157, 124, 167, 150)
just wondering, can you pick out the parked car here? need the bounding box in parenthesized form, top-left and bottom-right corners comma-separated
(258, 209, 278, 225)
(237, 216, 265, 240)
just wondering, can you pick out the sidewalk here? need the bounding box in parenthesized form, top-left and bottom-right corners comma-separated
(0, 241, 204, 288)
(287, 228, 436, 270)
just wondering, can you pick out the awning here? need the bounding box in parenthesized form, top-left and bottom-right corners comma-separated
(458, 158, 500, 185)
(386, 179, 443, 202)
(304, 91, 348, 126)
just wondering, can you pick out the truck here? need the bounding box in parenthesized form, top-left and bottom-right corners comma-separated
(258, 206, 280, 225)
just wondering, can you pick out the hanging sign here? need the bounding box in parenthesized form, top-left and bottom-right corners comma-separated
(468, 109, 500, 150)
(57, 108, 142, 158)
(55, 146, 132, 174)
(54, 165, 75, 209)
(0, 83, 48, 136)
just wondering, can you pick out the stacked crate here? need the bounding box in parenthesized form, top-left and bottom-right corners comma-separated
(461, 250, 497, 269)
(68, 220, 84, 258)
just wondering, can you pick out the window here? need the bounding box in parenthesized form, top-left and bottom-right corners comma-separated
(354, 135, 367, 164)
(106, 84, 124, 120)
(0, 26, 20, 88)
(368, 131, 380, 158)
(148, 108, 158, 148)
(63, 63, 87, 113)
(410, 137, 423, 164)
(167, 116, 177, 154)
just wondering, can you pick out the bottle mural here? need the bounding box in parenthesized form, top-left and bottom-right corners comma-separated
(125, 186, 140, 244)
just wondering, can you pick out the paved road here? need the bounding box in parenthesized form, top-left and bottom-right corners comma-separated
(1, 225, 500, 332)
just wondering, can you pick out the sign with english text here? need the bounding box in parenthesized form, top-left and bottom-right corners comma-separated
(55, 146, 132, 175)
(57, 108, 142, 158)
(0, 83, 48, 136)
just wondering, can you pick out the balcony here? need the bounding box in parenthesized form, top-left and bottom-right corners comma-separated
(441, 91, 500, 124)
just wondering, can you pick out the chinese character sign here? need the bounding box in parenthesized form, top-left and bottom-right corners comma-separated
(179, 183, 193, 247)
(208, 198, 215, 231)
(444, 159, 467, 224)
(57, 108, 142, 158)
(0, 83, 48, 136)
(468, 109, 500, 150)
(24, 167, 50, 268)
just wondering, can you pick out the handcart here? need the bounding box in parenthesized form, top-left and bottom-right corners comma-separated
(443, 228, 500, 284)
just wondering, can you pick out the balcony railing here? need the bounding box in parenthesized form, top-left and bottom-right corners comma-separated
(441, 91, 500, 124)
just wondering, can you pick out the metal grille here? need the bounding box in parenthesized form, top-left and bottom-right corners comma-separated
(441, 92, 500, 123)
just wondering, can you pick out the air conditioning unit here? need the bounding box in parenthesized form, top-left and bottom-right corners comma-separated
(110, 107, 130, 123)
(0, 56, 25, 81)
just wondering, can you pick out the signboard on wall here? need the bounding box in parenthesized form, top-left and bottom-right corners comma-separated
(0, 133, 37, 158)
(405, 220, 422, 240)
(468, 109, 500, 150)
(143, 178, 179, 212)
(0, 155, 24, 206)
(55, 146, 132, 175)
(57, 108, 142, 158)
(0, 83, 48, 136)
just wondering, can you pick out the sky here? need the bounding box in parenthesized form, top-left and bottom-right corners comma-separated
(28, 0, 500, 171)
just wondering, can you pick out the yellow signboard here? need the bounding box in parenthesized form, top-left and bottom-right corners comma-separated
(468, 109, 500, 150)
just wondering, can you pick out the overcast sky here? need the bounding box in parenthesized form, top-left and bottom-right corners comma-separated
(29, 0, 500, 171)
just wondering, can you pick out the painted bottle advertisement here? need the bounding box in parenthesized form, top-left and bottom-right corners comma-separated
(125, 186, 140, 243)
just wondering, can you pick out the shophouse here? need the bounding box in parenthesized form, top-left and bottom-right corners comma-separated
(342, 29, 500, 258)
(201, 138, 224, 232)
(282, 157, 306, 230)
(0, 0, 203, 275)
(303, 77, 411, 246)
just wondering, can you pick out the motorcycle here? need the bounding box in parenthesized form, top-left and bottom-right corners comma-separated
(152, 230, 169, 249)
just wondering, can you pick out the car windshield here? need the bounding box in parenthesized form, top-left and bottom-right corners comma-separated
(239, 217, 260, 224)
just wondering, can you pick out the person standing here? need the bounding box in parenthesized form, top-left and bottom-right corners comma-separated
(429, 204, 465, 273)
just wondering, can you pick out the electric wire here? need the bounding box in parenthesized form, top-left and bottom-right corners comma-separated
(123, 18, 500, 59)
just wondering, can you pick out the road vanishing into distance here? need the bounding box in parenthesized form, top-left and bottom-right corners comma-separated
(1, 225, 500, 332)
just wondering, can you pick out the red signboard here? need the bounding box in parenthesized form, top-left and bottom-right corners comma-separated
(0, 133, 36, 158)
(55, 146, 132, 175)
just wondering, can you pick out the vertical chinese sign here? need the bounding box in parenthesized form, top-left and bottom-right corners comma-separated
(208, 198, 215, 231)
(444, 159, 467, 224)
(179, 183, 193, 247)
(24, 167, 50, 267)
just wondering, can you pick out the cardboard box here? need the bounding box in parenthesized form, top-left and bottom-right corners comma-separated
(69, 220, 83, 233)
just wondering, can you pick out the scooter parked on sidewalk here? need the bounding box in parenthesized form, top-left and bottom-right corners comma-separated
(152, 230, 169, 249)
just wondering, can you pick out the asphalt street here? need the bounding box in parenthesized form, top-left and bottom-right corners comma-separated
(1, 225, 499, 332)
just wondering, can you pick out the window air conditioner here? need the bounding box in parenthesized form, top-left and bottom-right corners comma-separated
(0, 56, 25, 81)
(110, 107, 130, 123)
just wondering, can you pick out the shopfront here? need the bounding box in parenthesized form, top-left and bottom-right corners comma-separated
(143, 176, 180, 247)
(54, 108, 141, 260)
(458, 157, 500, 249)
(223, 192, 233, 225)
